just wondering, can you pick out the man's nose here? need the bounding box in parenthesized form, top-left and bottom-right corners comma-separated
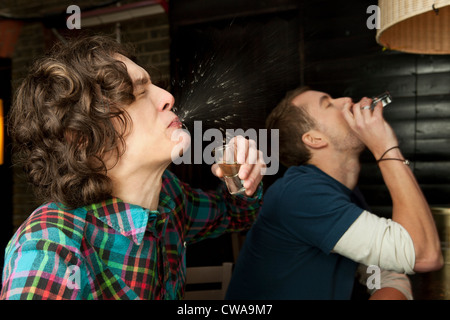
(154, 85, 175, 112)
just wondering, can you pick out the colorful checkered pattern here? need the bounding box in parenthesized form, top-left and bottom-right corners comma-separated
(1, 170, 262, 300)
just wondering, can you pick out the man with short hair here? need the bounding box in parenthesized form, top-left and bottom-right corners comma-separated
(226, 87, 443, 300)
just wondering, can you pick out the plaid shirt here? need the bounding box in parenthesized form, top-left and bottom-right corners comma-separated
(1, 170, 262, 300)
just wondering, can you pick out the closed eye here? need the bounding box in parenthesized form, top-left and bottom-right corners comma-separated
(136, 90, 146, 98)
(133, 72, 151, 98)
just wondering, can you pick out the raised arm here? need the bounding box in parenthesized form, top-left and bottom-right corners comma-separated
(342, 98, 443, 272)
(375, 146, 442, 271)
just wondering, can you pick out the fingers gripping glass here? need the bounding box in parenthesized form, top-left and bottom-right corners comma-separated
(214, 144, 246, 195)
(361, 91, 392, 110)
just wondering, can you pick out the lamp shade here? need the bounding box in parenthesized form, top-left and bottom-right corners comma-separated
(377, 0, 450, 54)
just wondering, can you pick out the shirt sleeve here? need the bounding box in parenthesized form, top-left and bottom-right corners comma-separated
(332, 210, 416, 274)
(1, 239, 86, 300)
(277, 173, 362, 253)
(356, 264, 413, 300)
(162, 170, 263, 244)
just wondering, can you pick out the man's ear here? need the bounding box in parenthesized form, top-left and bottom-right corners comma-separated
(302, 130, 328, 149)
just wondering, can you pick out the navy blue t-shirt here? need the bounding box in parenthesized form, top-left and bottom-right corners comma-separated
(226, 165, 364, 300)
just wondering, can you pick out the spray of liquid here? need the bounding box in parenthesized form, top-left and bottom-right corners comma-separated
(173, 52, 242, 138)
(171, 23, 300, 143)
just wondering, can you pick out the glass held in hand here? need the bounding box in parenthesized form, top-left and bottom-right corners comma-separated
(370, 91, 392, 109)
(214, 144, 246, 195)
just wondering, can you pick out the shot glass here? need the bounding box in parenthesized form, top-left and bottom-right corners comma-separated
(214, 144, 246, 195)
(370, 91, 392, 109)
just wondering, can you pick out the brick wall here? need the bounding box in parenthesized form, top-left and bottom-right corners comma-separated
(7, 0, 170, 229)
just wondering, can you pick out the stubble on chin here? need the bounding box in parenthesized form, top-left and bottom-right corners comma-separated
(330, 133, 366, 154)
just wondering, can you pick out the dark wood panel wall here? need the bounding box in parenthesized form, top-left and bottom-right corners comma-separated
(301, 0, 450, 213)
(170, 0, 301, 191)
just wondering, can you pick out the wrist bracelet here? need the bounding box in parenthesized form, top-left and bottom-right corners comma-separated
(376, 146, 410, 166)
(376, 158, 410, 166)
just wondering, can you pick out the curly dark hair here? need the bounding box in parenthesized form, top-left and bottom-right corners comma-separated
(265, 86, 315, 168)
(8, 35, 138, 208)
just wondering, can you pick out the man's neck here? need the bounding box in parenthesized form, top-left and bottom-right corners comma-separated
(108, 164, 167, 211)
(308, 150, 361, 190)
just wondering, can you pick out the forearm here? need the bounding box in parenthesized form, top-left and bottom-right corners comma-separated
(182, 181, 262, 243)
(342, 99, 443, 272)
(369, 287, 408, 300)
(221, 181, 263, 231)
(378, 148, 443, 272)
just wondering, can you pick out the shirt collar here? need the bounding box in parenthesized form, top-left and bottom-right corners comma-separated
(84, 194, 175, 245)
(301, 164, 354, 194)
